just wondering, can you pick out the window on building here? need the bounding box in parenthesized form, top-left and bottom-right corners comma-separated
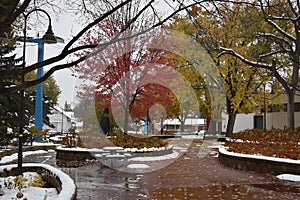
(295, 102, 300, 112)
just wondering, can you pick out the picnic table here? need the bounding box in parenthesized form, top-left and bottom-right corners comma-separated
(95, 146, 132, 168)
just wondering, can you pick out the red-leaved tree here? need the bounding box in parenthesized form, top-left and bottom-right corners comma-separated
(75, 9, 181, 134)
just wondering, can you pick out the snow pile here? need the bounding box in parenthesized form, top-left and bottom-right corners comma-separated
(0, 150, 48, 164)
(56, 146, 103, 152)
(276, 174, 300, 182)
(124, 145, 172, 152)
(127, 164, 150, 169)
(31, 142, 59, 146)
(128, 151, 179, 162)
(219, 146, 300, 164)
(57, 145, 172, 153)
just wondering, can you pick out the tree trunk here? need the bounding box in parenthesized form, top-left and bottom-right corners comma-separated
(180, 120, 185, 132)
(0, 126, 6, 142)
(179, 114, 186, 132)
(207, 118, 216, 135)
(226, 112, 237, 137)
(287, 90, 295, 129)
(225, 97, 236, 137)
(124, 104, 129, 134)
(160, 118, 164, 135)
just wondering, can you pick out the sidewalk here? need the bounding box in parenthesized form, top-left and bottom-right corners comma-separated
(4, 139, 300, 199)
(69, 138, 300, 199)
(140, 139, 300, 200)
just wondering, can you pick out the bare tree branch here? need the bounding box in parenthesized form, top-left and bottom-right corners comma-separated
(2, 0, 219, 93)
(218, 47, 296, 93)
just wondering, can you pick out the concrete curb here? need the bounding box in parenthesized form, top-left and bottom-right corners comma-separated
(218, 147, 300, 175)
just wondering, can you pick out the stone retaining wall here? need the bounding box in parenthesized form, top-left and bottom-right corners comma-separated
(218, 147, 300, 175)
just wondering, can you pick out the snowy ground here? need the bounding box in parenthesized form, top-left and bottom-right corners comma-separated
(0, 150, 50, 164)
(277, 174, 300, 182)
(128, 151, 179, 162)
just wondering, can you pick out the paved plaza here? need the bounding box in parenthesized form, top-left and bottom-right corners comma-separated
(2, 139, 300, 199)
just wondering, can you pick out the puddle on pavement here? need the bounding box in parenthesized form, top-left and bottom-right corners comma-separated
(71, 165, 148, 200)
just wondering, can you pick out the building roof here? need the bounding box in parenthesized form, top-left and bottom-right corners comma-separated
(52, 106, 74, 120)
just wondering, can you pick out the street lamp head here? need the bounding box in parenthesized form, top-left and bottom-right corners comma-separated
(42, 25, 57, 44)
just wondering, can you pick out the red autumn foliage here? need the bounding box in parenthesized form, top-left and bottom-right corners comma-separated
(129, 83, 179, 120)
(74, 16, 183, 132)
(191, 5, 200, 16)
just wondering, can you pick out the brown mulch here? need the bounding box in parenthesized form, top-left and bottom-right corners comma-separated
(226, 141, 300, 160)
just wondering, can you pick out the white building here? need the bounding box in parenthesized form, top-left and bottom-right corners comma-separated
(162, 118, 206, 132)
(45, 106, 83, 134)
(222, 95, 300, 133)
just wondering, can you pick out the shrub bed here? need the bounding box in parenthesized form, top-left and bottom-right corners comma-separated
(59, 130, 169, 149)
(109, 131, 168, 149)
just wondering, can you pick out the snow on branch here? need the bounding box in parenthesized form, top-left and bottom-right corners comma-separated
(265, 19, 296, 42)
(218, 47, 272, 69)
(258, 50, 289, 60)
(256, 32, 293, 51)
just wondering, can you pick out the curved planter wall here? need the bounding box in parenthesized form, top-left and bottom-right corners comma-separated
(218, 147, 300, 175)
(56, 147, 96, 161)
(56, 146, 173, 166)
(0, 163, 76, 200)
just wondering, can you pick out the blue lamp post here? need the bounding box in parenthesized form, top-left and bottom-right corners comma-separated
(26, 36, 63, 134)
(18, 8, 58, 174)
(33, 38, 44, 133)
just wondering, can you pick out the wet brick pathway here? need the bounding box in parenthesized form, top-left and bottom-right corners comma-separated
(2, 139, 300, 199)
(140, 139, 300, 199)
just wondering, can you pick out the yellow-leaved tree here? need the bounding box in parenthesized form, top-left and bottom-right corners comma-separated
(168, 3, 283, 135)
